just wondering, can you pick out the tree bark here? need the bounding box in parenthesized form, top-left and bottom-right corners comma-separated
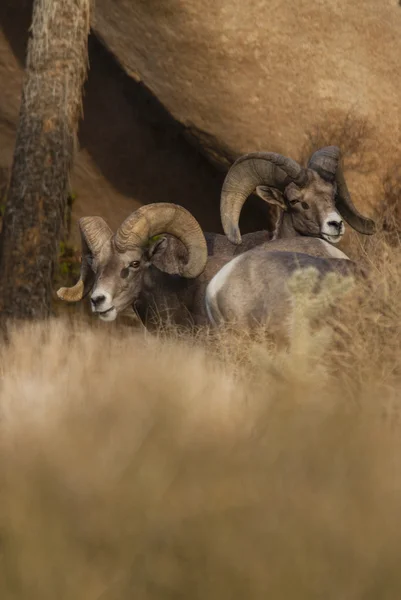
(0, 0, 91, 320)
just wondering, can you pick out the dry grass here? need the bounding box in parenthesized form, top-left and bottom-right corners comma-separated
(377, 166, 401, 246)
(2, 103, 400, 595)
(298, 109, 375, 174)
(0, 223, 399, 598)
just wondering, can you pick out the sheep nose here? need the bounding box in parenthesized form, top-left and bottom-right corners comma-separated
(328, 220, 343, 232)
(91, 294, 106, 308)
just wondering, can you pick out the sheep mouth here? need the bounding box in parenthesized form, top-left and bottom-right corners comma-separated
(98, 307, 114, 315)
(321, 233, 343, 244)
(98, 307, 117, 322)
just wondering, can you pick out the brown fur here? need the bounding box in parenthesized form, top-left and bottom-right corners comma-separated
(205, 238, 365, 331)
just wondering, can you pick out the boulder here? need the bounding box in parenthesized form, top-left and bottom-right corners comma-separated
(1, 0, 400, 251)
(93, 0, 401, 216)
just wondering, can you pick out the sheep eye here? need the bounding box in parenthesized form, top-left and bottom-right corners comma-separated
(130, 261, 140, 269)
(289, 199, 300, 206)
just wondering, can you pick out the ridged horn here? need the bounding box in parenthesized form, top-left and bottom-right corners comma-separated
(307, 145, 340, 182)
(220, 152, 308, 244)
(308, 146, 376, 235)
(57, 217, 112, 302)
(114, 203, 207, 278)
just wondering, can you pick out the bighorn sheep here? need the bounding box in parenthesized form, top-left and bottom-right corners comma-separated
(57, 147, 375, 328)
(55, 203, 348, 328)
(205, 145, 376, 330)
(220, 146, 375, 253)
(205, 240, 368, 331)
(57, 203, 233, 327)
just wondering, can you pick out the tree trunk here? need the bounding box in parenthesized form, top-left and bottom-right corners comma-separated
(0, 0, 91, 320)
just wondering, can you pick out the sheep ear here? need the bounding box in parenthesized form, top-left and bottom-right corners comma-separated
(146, 236, 168, 260)
(256, 186, 287, 210)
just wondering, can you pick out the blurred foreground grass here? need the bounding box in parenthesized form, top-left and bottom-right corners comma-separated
(0, 225, 399, 599)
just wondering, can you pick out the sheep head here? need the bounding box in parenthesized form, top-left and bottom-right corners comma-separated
(57, 203, 208, 322)
(221, 147, 376, 245)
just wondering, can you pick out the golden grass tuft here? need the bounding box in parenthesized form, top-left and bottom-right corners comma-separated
(0, 222, 399, 598)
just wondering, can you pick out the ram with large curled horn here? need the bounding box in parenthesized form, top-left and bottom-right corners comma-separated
(220, 145, 376, 250)
(57, 203, 218, 326)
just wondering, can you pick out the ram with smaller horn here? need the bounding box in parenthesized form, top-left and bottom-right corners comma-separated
(220, 145, 375, 258)
(205, 144, 375, 331)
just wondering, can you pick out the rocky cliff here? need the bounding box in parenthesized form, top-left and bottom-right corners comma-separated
(1, 0, 400, 249)
(93, 0, 401, 214)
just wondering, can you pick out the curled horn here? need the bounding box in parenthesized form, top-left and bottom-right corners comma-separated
(57, 217, 113, 302)
(308, 146, 376, 235)
(220, 152, 308, 245)
(114, 203, 207, 278)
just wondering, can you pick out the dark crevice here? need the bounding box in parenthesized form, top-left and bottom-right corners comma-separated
(0, 0, 33, 65)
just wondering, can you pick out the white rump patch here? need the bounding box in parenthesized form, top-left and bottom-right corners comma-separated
(205, 254, 244, 326)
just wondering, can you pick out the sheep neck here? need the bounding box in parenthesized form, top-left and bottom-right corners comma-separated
(272, 210, 299, 240)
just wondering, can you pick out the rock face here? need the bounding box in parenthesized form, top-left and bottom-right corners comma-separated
(1, 0, 400, 251)
(93, 0, 401, 216)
